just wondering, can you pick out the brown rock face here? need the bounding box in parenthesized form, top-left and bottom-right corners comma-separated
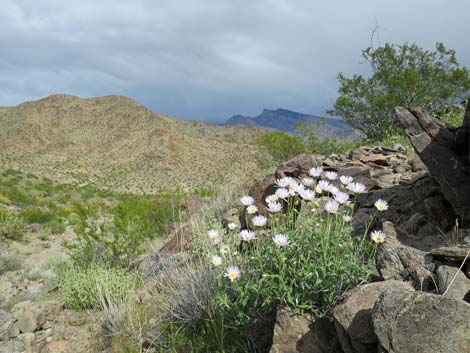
(395, 105, 470, 222)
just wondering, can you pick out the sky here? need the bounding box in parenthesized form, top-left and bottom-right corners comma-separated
(1, 0, 469, 123)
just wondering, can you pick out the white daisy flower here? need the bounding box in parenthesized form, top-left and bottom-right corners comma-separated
(343, 215, 353, 222)
(309, 167, 323, 177)
(246, 205, 258, 215)
(227, 222, 238, 230)
(275, 188, 290, 199)
(289, 182, 305, 194)
(347, 182, 367, 194)
(240, 230, 257, 241)
(340, 175, 354, 185)
(276, 177, 293, 188)
(327, 185, 340, 195)
(316, 180, 331, 193)
(370, 230, 386, 244)
(299, 189, 316, 201)
(273, 234, 290, 247)
(374, 199, 389, 212)
(220, 244, 230, 255)
(324, 200, 340, 214)
(325, 171, 338, 180)
(211, 255, 223, 266)
(267, 202, 282, 213)
(208, 229, 220, 243)
(335, 192, 350, 204)
(302, 177, 315, 187)
(265, 194, 278, 205)
(252, 215, 267, 227)
(240, 195, 255, 206)
(225, 265, 241, 282)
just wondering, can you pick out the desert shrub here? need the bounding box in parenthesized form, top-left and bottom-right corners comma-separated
(0, 207, 27, 240)
(46, 218, 66, 234)
(255, 131, 305, 166)
(56, 262, 140, 311)
(329, 42, 470, 139)
(20, 207, 54, 224)
(0, 255, 22, 274)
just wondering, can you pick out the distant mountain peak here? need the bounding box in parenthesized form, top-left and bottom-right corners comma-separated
(223, 108, 355, 139)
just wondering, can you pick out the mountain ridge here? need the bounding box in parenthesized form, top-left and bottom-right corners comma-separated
(0, 94, 266, 193)
(223, 108, 355, 138)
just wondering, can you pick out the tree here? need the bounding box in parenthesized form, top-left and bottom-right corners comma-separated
(329, 42, 470, 139)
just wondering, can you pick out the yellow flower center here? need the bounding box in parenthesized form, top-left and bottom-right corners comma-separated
(229, 272, 236, 279)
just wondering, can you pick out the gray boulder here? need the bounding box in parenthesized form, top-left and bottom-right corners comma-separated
(436, 265, 470, 300)
(372, 287, 470, 353)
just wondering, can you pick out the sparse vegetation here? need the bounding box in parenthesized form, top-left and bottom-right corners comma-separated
(0, 207, 26, 240)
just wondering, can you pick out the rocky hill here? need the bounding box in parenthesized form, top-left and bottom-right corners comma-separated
(223, 108, 356, 139)
(0, 94, 266, 193)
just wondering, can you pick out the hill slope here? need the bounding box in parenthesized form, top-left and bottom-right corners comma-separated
(223, 108, 355, 138)
(0, 94, 265, 193)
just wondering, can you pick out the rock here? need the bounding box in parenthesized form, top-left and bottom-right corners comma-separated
(403, 213, 427, 234)
(375, 222, 433, 288)
(349, 147, 371, 161)
(359, 154, 389, 166)
(270, 308, 341, 353)
(275, 154, 323, 179)
(431, 246, 470, 262)
(43, 339, 70, 353)
(30, 223, 44, 233)
(17, 311, 36, 333)
(392, 143, 407, 153)
(436, 265, 470, 300)
(372, 287, 470, 353)
(410, 155, 426, 172)
(395, 106, 470, 222)
(333, 280, 413, 353)
(6, 323, 19, 339)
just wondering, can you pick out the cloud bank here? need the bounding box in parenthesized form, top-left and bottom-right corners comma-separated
(1, 0, 469, 122)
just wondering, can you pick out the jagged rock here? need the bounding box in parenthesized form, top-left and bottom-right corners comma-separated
(403, 213, 427, 234)
(430, 246, 470, 262)
(275, 154, 323, 179)
(333, 280, 413, 353)
(372, 287, 470, 353)
(395, 106, 470, 222)
(375, 222, 433, 288)
(436, 265, 470, 300)
(16, 311, 36, 333)
(270, 309, 341, 353)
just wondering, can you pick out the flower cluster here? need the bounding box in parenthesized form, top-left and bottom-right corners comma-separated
(206, 169, 388, 284)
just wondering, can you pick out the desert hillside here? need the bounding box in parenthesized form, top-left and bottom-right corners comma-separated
(0, 94, 266, 193)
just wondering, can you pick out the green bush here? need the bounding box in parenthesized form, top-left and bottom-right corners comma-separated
(20, 207, 54, 224)
(0, 207, 27, 240)
(56, 262, 140, 311)
(255, 131, 305, 165)
(329, 42, 470, 139)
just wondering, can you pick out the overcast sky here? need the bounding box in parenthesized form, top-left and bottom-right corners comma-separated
(1, 0, 469, 123)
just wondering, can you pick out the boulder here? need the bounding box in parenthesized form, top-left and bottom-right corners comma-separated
(270, 309, 341, 353)
(436, 265, 470, 300)
(16, 311, 36, 333)
(359, 154, 389, 166)
(430, 246, 470, 262)
(372, 287, 470, 353)
(375, 222, 433, 288)
(333, 280, 413, 353)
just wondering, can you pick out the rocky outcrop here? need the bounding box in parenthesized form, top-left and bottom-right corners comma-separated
(332, 280, 413, 353)
(395, 104, 470, 222)
(270, 309, 341, 353)
(375, 222, 434, 288)
(372, 287, 470, 353)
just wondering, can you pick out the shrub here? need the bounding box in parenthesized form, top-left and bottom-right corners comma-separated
(329, 42, 470, 139)
(56, 262, 140, 311)
(0, 207, 27, 240)
(255, 131, 305, 165)
(20, 207, 54, 224)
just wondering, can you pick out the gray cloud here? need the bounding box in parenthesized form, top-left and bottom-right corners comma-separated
(1, 0, 469, 122)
